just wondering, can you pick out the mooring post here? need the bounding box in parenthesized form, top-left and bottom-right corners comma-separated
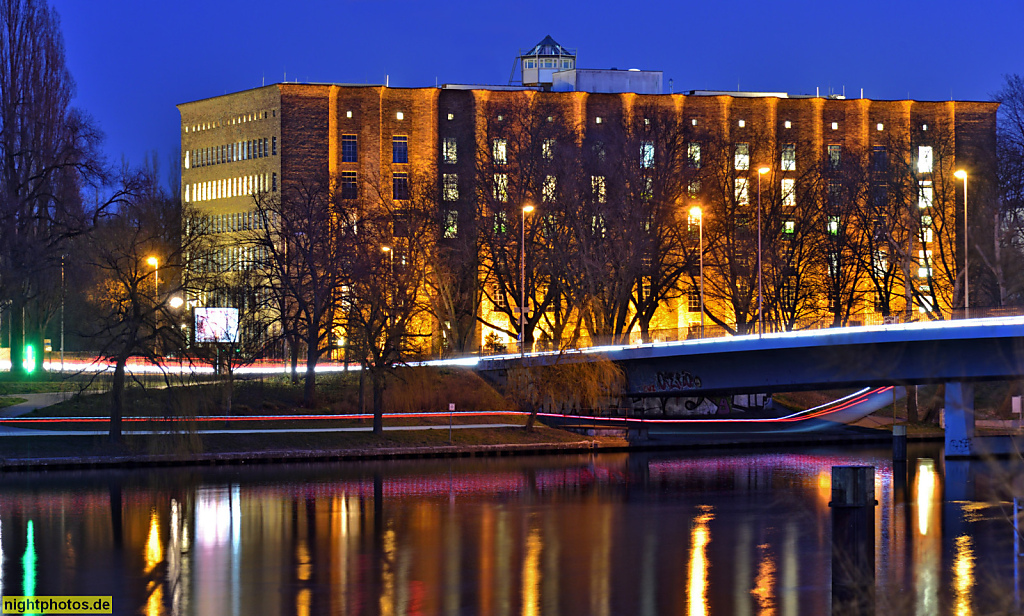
(830, 465, 877, 616)
(892, 424, 907, 462)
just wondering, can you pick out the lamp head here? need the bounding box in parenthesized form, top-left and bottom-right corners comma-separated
(758, 167, 770, 175)
(689, 205, 702, 219)
(522, 205, 535, 214)
(146, 256, 158, 267)
(954, 169, 967, 180)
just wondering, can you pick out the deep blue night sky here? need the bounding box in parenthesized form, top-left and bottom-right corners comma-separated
(49, 0, 1024, 177)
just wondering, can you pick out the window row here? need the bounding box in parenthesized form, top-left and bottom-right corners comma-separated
(186, 173, 277, 203)
(185, 137, 276, 169)
(195, 245, 270, 273)
(184, 109, 276, 134)
(207, 209, 267, 235)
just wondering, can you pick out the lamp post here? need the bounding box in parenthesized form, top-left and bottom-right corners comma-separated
(757, 167, 770, 337)
(954, 169, 968, 319)
(60, 254, 64, 372)
(520, 204, 535, 358)
(147, 256, 159, 303)
(689, 205, 704, 338)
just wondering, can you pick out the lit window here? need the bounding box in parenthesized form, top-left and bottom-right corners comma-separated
(688, 142, 701, 168)
(542, 138, 555, 160)
(784, 220, 795, 234)
(735, 177, 749, 205)
(873, 250, 888, 279)
(546, 116, 554, 122)
(921, 227, 933, 243)
(918, 250, 933, 278)
(497, 115, 504, 121)
(827, 216, 840, 235)
(922, 124, 928, 131)
(184, 150, 190, 169)
(493, 174, 508, 202)
(492, 138, 507, 165)
(595, 116, 603, 124)
(781, 143, 796, 171)
(341, 135, 358, 163)
(442, 137, 457, 164)
(443, 173, 458, 201)
(493, 211, 508, 235)
(828, 145, 841, 170)
(688, 180, 701, 198)
(346, 110, 352, 119)
(392, 136, 409, 164)
(396, 111, 404, 120)
(784, 120, 792, 129)
(918, 181, 933, 209)
(592, 176, 606, 203)
(447, 113, 454, 120)
(341, 172, 357, 199)
(393, 172, 409, 200)
(641, 141, 654, 168)
(917, 146, 933, 173)
(831, 122, 839, 130)
(691, 119, 698, 126)
(687, 209, 701, 229)
(738, 119, 746, 128)
(735, 143, 749, 170)
(543, 175, 556, 203)
(444, 210, 458, 238)
(781, 179, 796, 206)
(876, 123, 884, 131)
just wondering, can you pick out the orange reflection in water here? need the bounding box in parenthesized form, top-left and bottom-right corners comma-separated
(521, 527, 542, 616)
(953, 534, 974, 616)
(751, 542, 776, 616)
(688, 508, 714, 616)
(144, 510, 164, 616)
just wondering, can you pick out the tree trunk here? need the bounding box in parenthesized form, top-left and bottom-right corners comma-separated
(525, 402, 537, 432)
(9, 298, 24, 376)
(289, 337, 300, 385)
(222, 369, 233, 415)
(110, 357, 126, 442)
(372, 372, 385, 434)
(303, 344, 317, 408)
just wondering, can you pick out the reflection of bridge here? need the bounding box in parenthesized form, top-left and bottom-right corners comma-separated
(478, 317, 1024, 456)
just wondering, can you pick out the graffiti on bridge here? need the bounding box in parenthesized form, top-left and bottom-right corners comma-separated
(641, 370, 702, 393)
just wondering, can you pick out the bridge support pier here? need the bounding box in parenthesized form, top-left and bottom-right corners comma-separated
(944, 381, 975, 457)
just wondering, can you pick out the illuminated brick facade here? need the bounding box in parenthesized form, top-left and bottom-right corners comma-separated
(179, 84, 998, 351)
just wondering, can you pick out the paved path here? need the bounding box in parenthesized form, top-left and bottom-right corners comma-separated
(0, 392, 78, 418)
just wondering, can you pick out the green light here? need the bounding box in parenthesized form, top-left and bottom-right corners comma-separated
(22, 344, 35, 373)
(23, 520, 36, 601)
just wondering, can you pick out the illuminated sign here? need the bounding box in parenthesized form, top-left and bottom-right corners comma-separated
(194, 308, 239, 343)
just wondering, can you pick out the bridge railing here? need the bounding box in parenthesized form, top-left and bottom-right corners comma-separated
(473, 306, 1024, 359)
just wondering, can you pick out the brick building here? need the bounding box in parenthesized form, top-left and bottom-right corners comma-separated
(178, 40, 998, 353)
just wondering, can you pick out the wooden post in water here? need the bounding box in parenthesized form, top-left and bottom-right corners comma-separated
(830, 465, 876, 616)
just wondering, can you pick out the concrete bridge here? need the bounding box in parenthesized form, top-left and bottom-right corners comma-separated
(477, 316, 1024, 457)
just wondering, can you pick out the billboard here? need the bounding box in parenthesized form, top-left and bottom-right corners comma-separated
(195, 307, 239, 343)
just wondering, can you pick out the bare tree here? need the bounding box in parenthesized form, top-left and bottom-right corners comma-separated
(83, 170, 188, 441)
(250, 179, 343, 407)
(342, 171, 431, 434)
(0, 0, 113, 375)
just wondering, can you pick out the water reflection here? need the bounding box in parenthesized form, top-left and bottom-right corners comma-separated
(687, 507, 712, 616)
(0, 446, 1020, 615)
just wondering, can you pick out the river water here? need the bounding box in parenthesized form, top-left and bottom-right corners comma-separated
(0, 444, 1020, 615)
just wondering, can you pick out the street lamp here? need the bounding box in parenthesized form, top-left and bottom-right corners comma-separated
(689, 205, 704, 338)
(147, 256, 159, 302)
(954, 169, 968, 318)
(381, 246, 394, 329)
(757, 167, 770, 337)
(520, 204, 535, 358)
